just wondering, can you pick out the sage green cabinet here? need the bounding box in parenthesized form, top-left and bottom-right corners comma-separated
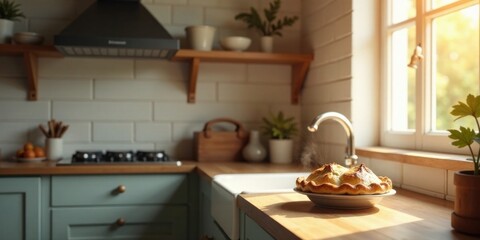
(50, 174, 192, 240)
(199, 175, 229, 240)
(0, 177, 41, 240)
(240, 211, 274, 240)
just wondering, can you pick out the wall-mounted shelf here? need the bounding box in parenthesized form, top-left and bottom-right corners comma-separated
(171, 49, 313, 104)
(0, 44, 63, 100)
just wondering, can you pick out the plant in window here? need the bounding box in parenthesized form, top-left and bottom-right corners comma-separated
(448, 94, 480, 175)
(448, 93, 480, 235)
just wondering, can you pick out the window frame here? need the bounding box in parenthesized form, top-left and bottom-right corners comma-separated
(380, 0, 479, 154)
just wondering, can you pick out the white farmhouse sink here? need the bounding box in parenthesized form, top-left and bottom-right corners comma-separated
(211, 172, 309, 240)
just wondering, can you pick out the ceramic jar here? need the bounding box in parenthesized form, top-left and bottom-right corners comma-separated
(185, 25, 216, 51)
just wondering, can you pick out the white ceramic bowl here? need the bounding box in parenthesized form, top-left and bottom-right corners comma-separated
(13, 32, 44, 45)
(220, 36, 251, 51)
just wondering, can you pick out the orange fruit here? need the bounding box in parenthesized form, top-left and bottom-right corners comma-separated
(24, 142, 34, 151)
(34, 148, 45, 158)
(23, 150, 36, 159)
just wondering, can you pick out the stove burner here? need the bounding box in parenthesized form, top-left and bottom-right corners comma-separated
(136, 151, 169, 162)
(71, 150, 171, 163)
(72, 151, 103, 163)
(105, 151, 134, 162)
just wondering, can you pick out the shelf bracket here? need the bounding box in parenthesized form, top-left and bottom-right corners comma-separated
(23, 52, 39, 101)
(291, 62, 310, 104)
(187, 58, 200, 103)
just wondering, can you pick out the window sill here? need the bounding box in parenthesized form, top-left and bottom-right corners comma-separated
(356, 146, 472, 171)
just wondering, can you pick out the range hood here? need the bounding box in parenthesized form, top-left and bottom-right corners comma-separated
(54, 0, 179, 59)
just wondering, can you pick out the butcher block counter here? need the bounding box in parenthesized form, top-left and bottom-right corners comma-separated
(238, 189, 475, 240)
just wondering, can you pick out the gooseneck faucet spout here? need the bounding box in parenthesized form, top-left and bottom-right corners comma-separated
(308, 112, 358, 167)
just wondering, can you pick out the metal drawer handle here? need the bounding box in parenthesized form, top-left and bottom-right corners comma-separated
(116, 185, 126, 193)
(116, 218, 126, 226)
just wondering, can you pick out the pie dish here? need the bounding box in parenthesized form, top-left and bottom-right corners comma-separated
(295, 163, 393, 195)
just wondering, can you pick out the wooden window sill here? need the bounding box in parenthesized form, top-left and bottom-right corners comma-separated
(356, 146, 472, 171)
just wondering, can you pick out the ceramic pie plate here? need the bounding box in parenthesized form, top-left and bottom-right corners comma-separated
(294, 188, 396, 209)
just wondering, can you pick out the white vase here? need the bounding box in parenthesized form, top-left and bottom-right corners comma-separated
(242, 130, 266, 162)
(185, 25, 216, 51)
(46, 138, 63, 161)
(269, 139, 293, 164)
(0, 19, 14, 43)
(260, 36, 274, 53)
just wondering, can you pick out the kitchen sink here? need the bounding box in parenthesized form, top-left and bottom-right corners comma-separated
(211, 172, 309, 239)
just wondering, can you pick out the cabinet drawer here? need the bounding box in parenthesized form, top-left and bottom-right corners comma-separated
(51, 174, 187, 206)
(51, 205, 187, 240)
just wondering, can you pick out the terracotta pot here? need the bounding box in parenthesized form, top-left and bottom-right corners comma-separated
(451, 170, 480, 235)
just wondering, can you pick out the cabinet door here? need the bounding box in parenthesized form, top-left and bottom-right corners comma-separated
(52, 205, 187, 240)
(241, 213, 274, 240)
(0, 177, 41, 240)
(51, 174, 188, 206)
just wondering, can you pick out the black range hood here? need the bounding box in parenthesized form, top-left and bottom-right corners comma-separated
(54, 0, 179, 59)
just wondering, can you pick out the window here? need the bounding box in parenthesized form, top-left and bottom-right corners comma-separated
(382, 0, 479, 154)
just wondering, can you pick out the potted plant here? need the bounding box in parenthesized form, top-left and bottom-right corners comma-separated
(234, 0, 298, 52)
(261, 111, 298, 164)
(0, 0, 25, 43)
(448, 94, 480, 235)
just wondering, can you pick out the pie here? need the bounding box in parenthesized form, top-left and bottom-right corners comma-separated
(295, 163, 392, 195)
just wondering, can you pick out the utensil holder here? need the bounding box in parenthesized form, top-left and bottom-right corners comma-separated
(46, 138, 63, 160)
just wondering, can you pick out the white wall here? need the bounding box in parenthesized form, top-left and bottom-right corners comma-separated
(0, 0, 302, 160)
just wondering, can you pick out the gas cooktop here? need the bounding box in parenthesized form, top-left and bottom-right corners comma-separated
(59, 150, 181, 166)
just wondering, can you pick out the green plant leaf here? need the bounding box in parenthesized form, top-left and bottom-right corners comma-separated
(451, 94, 480, 120)
(0, 0, 25, 21)
(448, 127, 476, 148)
(261, 111, 298, 139)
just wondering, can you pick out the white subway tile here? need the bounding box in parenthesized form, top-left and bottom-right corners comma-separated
(39, 78, 92, 100)
(95, 79, 185, 100)
(39, 58, 134, 79)
(61, 122, 91, 143)
(198, 63, 247, 83)
(205, 8, 244, 28)
(195, 82, 217, 101)
(369, 158, 403, 186)
(219, 83, 290, 103)
(53, 101, 152, 121)
(135, 60, 188, 80)
(144, 4, 172, 25)
(403, 164, 446, 194)
(189, 0, 257, 9)
(0, 122, 37, 142)
(247, 64, 290, 83)
(0, 57, 26, 77)
(135, 122, 172, 142)
(172, 122, 205, 142)
(23, 1, 76, 19)
(93, 122, 133, 142)
(172, 5, 203, 25)
(0, 101, 49, 120)
(154, 102, 268, 122)
(0, 77, 28, 99)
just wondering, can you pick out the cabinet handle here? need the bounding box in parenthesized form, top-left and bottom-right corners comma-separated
(115, 218, 126, 226)
(116, 185, 126, 193)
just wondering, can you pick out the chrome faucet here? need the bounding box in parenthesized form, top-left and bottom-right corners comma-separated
(307, 112, 358, 167)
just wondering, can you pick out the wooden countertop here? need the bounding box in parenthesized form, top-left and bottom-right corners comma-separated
(0, 160, 305, 176)
(0, 160, 197, 175)
(238, 189, 475, 240)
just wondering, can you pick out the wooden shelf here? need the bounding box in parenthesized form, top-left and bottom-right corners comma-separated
(0, 44, 63, 101)
(171, 49, 313, 104)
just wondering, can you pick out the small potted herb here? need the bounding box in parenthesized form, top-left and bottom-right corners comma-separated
(261, 111, 298, 164)
(0, 0, 25, 43)
(447, 94, 480, 235)
(234, 0, 298, 52)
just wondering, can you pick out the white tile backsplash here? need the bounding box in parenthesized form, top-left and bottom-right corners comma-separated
(135, 122, 172, 142)
(39, 78, 93, 100)
(52, 102, 152, 121)
(0, 101, 50, 120)
(93, 122, 133, 142)
(172, 5, 204, 25)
